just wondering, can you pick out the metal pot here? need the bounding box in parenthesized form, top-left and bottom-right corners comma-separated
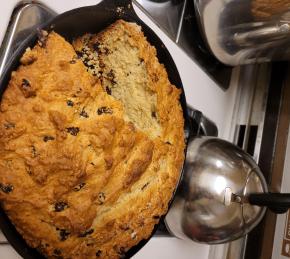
(194, 0, 290, 65)
(165, 135, 290, 244)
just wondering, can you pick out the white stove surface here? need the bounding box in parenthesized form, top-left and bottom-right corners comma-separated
(0, 1, 239, 258)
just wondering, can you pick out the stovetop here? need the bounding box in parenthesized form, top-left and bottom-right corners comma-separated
(0, 3, 285, 259)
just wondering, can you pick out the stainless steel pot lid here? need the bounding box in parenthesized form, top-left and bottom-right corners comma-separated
(166, 135, 290, 244)
(181, 137, 267, 244)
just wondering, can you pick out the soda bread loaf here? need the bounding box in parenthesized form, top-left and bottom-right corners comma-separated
(0, 21, 184, 259)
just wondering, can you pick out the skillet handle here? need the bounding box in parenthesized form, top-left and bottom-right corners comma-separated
(186, 108, 218, 138)
(187, 109, 203, 138)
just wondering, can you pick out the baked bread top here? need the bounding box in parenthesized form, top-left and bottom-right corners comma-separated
(0, 21, 184, 259)
(251, 0, 290, 18)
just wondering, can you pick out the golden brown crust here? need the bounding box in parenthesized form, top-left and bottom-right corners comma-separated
(0, 21, 184, 259)
(251, 0, 290, 18)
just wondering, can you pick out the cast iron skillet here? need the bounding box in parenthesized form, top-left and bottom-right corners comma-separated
(0, 0, 192, 258)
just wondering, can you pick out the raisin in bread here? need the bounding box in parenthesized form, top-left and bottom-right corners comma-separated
(0, 28, 184, 259)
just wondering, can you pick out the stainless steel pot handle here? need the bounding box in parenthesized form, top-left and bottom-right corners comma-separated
(234, 23, 290, 46)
